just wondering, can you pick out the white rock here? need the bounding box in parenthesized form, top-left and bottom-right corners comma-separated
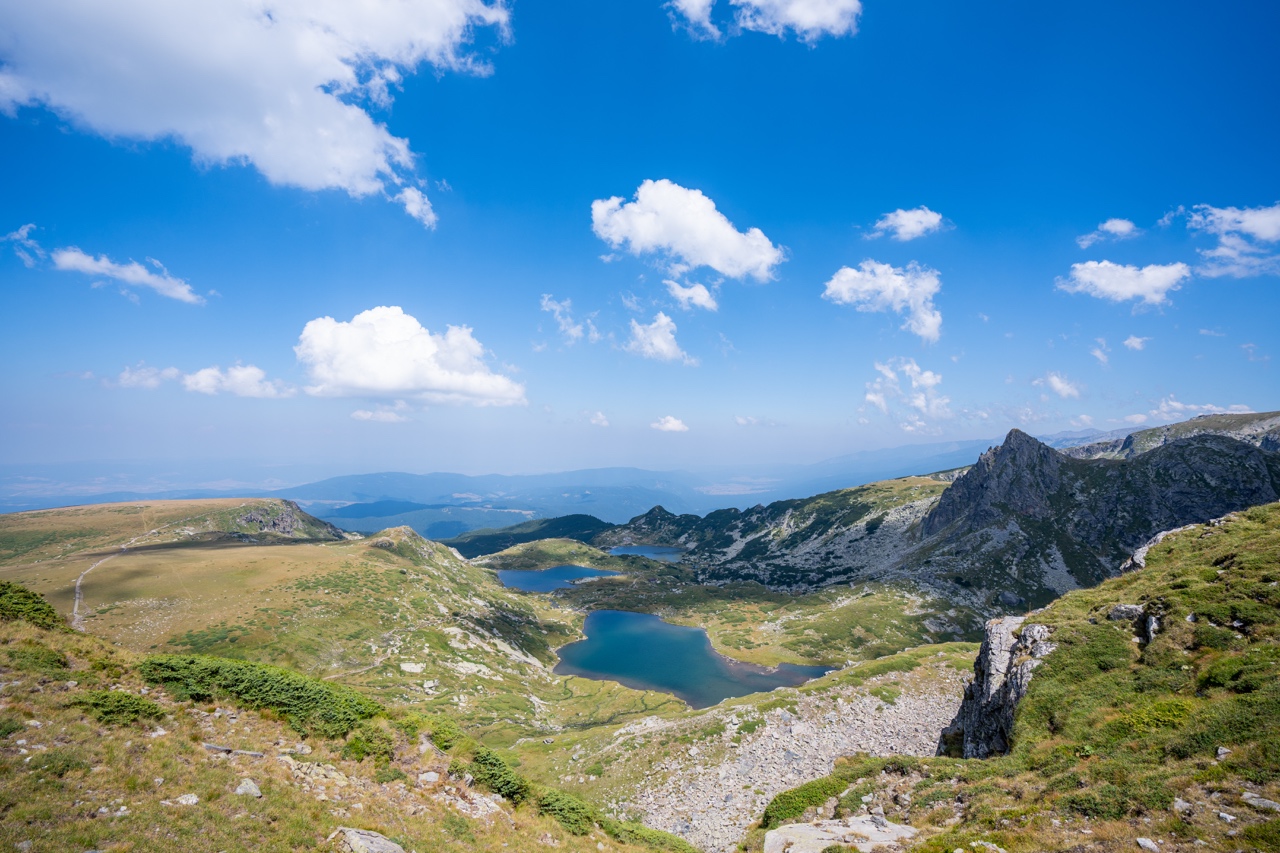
(235, 779, 263, 798)
(399, 662, 425, 674)
(175, 793, 199, 806)
(1137, 839, 1160, 852)
(763, 815, 917, 853)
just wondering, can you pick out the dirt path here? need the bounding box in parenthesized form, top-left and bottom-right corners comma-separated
(71, 553, 117, 631)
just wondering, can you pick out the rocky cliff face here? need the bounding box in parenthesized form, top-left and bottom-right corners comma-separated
(914, 432, 1280, 603)
(1062, 410, 1280, 460)
(938, 615, 1057, 758)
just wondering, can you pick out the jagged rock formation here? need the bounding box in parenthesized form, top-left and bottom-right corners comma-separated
(236, 500, 344, 539)
(596, 428, 1280, 607)
(1062, 410, 1280, 459)
(938, 616, 1057, 758)
(915, 431, 1280, 602)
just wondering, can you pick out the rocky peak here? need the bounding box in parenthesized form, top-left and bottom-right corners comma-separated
(920, 429, 1065, 537)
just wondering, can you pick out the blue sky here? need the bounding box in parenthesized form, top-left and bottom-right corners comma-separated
(1, 0, 1277, 484)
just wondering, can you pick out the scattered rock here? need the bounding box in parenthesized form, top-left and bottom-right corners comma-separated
(1174, 797, 1194, 814)
(1243, 791, 1280, 812)
(172, 793, 199, 806)
(1218, 811, 1237, 823)
(235, 779, 263, 798)
(418, 771, 440, 785)
(1137, 839, 1160, 852)
(1217, 746, 1232, 760)
(326, 827, 406, 853)
(203, 742, 233, 754)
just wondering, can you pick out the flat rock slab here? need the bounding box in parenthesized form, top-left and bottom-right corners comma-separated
(763, 816, 917, 853)
(327, 827, 406, 853)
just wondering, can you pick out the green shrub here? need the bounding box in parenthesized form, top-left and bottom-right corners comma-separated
(0, 716, 23, 738)
(70, 690, 165, 726)
(342, 719, 395, 763)
(468, 747, 531, 803)
(137, 654, 380, 738)
(761, 774, 847, 828)
(5, 642, 69, 675)
(374, 767, 408, 784)
(596, 817, 701, 853)
(537, 788, 595, 835)
(1058, 784, 1129, 820)
(0, 581, 62, 629)
(428, 715, 462, 750)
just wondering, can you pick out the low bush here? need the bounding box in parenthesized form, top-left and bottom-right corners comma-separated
(537, 788, 595, 835)
(342, 719, 395, 764)
(137, 654, 381, 738)
(468, 747, 531, 803)
(70, 690, 165, 726)
(0, 581, 62, 629)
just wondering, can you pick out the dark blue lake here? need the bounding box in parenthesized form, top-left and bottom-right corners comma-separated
(554, 610, 833, 709)
(496, 565, 620, 592)
(608, 545, 685, 562)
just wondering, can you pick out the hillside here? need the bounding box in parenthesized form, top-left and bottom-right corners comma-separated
(591, 431, 1280, 610)
(748, 501, 1280, 853)
(444, 515, 615, 559)
(0, 584, 692, 853)
(1065, 410, 1280, 460)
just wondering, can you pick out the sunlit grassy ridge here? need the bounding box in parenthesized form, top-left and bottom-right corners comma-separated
(749, 502, 1280, 852)
(0, 585, 695, 853)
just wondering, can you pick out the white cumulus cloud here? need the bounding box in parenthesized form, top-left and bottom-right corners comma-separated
(651, 415, 689, 432)
(1057, 260, 1190, 306)
(1076, 218, 1139, 249)
(1123, 335, 1150, 351)
(863, 357, 951, 432)
(822, 260, 942, 343)
(624, 312, 696, 365)
(295, 306, 525, 405)
(0, 1, 509, 226)
(117, 363, 179, 389)
(869, 207, 944, 242)
(1188, 202, 1280, 278)
(1034, 372, 1080, 399)
(182, 364, 292, 398)
(51, 247, 203, 304)
(592, 179, 783, 281)
(665, 279, 718, 311)
(668, 0, 720, 37)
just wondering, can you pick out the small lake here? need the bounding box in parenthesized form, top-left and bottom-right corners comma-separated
(608, 545, 686, 562)
(496, 565, 620, 592)
(554, 610, 833, 709)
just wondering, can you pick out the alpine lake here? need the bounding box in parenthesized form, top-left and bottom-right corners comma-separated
(493, 564, 831, 708)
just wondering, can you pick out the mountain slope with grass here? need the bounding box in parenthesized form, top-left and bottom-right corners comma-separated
(746, 501, 1280, 853)
(583, 429, 1280, 610)
(444, 515, 615, 559)
(0, 583, 694, 853)
(1064, 410, 1280, 460)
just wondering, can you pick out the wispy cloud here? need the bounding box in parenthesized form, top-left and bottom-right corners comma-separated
(1076, 218, 1139, 249)
(624, 312, 696, 365)
(823, 260, 942, 342)
(52, 247, 204, 304)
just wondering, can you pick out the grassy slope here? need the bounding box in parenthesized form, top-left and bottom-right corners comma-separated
(444, 516, 615, 559)
(0, 611, 693, 853)
(750, 501, 1280, 852)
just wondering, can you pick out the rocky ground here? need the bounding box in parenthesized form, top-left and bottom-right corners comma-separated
(613, 656, 969, 853)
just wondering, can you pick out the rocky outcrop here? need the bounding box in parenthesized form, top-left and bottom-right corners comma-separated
(938, 616, 1057, 759)
(326, 827, 406, 853)
(913, 432, 1280, 602)
(763, 814, 917, 853)
(236, 500, 343, 539)
(1063, 410, 1280, 460)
